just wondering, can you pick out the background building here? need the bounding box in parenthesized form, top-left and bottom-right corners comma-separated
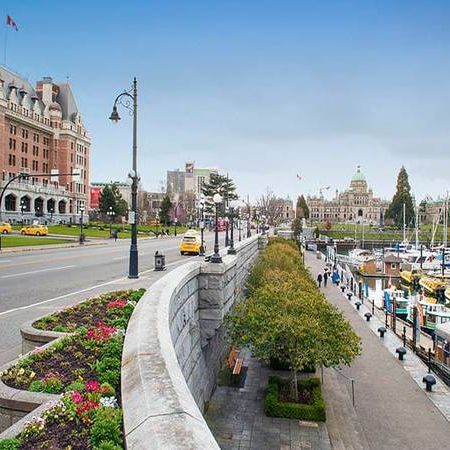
(90, 181, 132, 210)
(307, 166, 388, 224)
(0, 66, 90, 223)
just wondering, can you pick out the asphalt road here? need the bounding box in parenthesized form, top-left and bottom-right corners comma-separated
(0, 231, 221, 365)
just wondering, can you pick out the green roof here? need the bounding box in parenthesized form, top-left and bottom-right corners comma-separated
(351, 166, 366, 183)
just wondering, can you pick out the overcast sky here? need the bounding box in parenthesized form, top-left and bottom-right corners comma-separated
(4, 1, 450, 202)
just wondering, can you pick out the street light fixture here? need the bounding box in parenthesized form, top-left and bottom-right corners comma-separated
(228, 200, 241, 255)
(109, 78, 139, 279)
(50, 207, 54, 224)
(261, 215, 267, 236)
(79, 205, 85, 245)
(20, 200, 25, 225)
(107, 206, 116, 237)
(211, 193, 223, 263)
(247, 199, 252, 238)
(199, 194, 205, 256)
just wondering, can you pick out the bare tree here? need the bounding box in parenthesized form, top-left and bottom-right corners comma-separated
(257, 189, 286, 226)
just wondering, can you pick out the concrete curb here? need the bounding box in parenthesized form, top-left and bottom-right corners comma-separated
(20, 319, 69, 355)
(0, 240, 107, 253)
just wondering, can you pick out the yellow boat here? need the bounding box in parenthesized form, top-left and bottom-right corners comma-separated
(419, 276, 447, 295)
(400, 269, 422, 285)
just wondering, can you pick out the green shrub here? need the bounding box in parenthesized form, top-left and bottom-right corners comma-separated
(66, 380, 85, 392)
(52, 325, 69, 333)
(0, 438, 21, 450)
(90, 408, 123, 448)
(96, 441, 122, 450)
(264, 376, 326, 422)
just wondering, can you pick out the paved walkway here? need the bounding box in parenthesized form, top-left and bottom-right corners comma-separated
(306, 251, 450, 450)
(206, 353, 332, 450)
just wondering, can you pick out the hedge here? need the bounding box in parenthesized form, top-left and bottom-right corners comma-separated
(264, 376, 326, 422)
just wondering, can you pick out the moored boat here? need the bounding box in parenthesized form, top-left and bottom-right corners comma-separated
(419, 276, 447, 296)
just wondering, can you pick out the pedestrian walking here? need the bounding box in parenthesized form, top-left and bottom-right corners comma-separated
(113, 230, 118, 242)
(317, 273, 323, 288)
(323, 271, 328, 287)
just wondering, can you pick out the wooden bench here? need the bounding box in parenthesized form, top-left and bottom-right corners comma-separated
(227, 347, 245, 379)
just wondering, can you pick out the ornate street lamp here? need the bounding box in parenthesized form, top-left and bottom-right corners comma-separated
(109, 78, 139, 279)
(107, 206, 116, 237)
(199, 194, 205, 256)
(261, 215, 267, 236)
(211, 193, 223, 263)
(79, 205, 85, 245)
(50, 207, 54, 224)
(247, 200, 251, 238)
(228, 199, 241, 255)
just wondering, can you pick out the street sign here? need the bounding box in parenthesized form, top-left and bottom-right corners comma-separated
(128, 211, 136, 224)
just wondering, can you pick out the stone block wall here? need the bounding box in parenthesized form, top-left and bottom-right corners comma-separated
(122, 235, 263, 449)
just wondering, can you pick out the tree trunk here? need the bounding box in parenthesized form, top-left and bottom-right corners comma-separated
(292, 369, 299, 402)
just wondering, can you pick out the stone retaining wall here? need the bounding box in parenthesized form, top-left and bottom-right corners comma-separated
(122, 236, 264, 449)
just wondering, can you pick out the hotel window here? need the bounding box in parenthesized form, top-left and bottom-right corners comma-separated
(9, 124, 16, 134)
(21, 129, 29, 139)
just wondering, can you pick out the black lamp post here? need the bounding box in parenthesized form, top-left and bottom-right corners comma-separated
(211, 193, 223, 263)
(228, 200, 238, 255)
(79, 206, 85, 244)
(20, 200, 25, 225)
(261, 215, 267, 235)
(199, 194, 205, 256)
(50, 207, 54, 224)
(225, 173, 230, 247)
(238, 210, 242, 242)
(107, 206, 116, 237)
(109, 78, 139, 279)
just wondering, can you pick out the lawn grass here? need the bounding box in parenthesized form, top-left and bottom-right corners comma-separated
(0, 235, 72, 248)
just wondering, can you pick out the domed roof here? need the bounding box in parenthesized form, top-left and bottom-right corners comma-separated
(49, 101, 62, 111)
(351, 165, 366, 183)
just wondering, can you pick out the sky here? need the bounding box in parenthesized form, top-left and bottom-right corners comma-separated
(2, 0, 450, 203)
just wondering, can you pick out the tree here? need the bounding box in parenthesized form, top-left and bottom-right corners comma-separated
(99, 184, 128, 219)
(296, 195, 309, 219)
(257, 189, 286, 226)
(385, 166, 415, 228)
(291, 217, 302, 240)
(201, 173, 238, 213)
(159, 194, 173, 226)
(227, 242, 360, 400)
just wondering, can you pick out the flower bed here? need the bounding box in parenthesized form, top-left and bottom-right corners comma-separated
(33, 289, 144, 333)
(264, 376, 326, 422)
(0, 289, 145, 449)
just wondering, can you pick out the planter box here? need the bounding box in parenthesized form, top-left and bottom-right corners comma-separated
(264, 376, 326, 422)
(20, 319, 68, 354)
(0, 340, 60, 432)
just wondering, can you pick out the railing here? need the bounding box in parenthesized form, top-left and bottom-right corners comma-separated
(331, 366, 356, 407)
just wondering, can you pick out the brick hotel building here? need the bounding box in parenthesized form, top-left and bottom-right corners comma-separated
(0, 65, 90, 223)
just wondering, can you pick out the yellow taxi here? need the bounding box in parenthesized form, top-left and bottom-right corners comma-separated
(179, 230, 203, 255)
(20, 224, 49, 236)
(0, 222, 12, 234)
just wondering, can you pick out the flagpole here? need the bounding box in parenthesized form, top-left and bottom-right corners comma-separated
(3, 10, 8, 66)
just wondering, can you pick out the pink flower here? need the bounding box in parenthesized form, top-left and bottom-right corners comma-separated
(85, 380, 101, 393)
(71, 391, 83, 404)
(107, 299, 127, 309)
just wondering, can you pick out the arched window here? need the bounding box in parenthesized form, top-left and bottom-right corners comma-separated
(358, 209, 363, 217)
(5, 194, 16, 211)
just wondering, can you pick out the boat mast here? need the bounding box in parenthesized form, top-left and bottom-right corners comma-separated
(415, 202, 419, 249)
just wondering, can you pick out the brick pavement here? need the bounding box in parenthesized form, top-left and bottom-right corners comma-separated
(306, 250, 450, 450)
(206, 353, 332, 450)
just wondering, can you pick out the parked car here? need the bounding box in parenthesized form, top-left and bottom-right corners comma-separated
(179, 230, 203, 255)
(20, 225, 48, 236)
(0, 222, 12, 234)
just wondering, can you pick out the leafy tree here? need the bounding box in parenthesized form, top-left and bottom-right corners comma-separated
(201, 173, 238, 213)
(296, 195, 309, 219)
(385, 166, 415, 228)
(159, 194, 173, 226)
(227, 241, 360, 400)
(291, 217, 302, 240)
(99, 184, 128, 219)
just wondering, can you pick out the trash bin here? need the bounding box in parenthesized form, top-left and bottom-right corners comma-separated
(154, 251, 166, 271)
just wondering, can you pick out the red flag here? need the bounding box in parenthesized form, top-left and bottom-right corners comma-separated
(6, 15, 18, 31)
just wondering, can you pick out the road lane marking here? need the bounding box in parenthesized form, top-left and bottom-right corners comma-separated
(1, 265, 76, 279)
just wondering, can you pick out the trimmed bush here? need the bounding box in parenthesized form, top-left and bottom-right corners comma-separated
(265, 376, 326, 422)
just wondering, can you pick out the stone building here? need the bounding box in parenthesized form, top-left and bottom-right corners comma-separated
(0, 66, 90, 223)
(307, 166, 388, 224)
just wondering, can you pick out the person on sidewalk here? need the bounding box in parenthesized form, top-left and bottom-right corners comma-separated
(317, 273, 323, 287)
(323, 271, 328, 287)
(113, 230, 118, 242)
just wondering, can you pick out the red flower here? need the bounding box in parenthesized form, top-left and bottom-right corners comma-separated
(85, 380, 101, 393)
(71, 391, 84, 404)
(86, 322, 117, 341)
(77, 399, 99, 416)
(107, 299, 127, 309)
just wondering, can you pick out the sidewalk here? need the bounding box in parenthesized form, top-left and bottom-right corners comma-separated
(206, 352, 332, 450)
(306, 251, 450, 450)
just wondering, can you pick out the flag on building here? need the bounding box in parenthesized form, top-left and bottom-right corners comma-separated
(6, 15, 18, 31)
